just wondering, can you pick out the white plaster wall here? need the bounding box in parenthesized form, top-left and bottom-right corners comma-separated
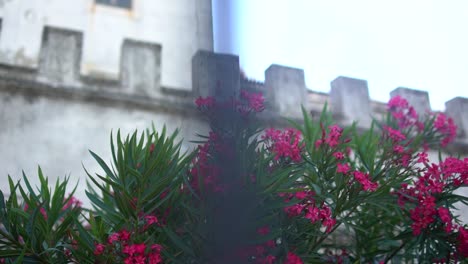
(0, 0, 213, 90)
(0, 93, 208, 207)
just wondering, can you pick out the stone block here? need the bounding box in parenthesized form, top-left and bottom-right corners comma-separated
(38, 27, 82, 85)
(445, 97, 468, 138)
(330, 76, 371, 128)
(264, 65, 307, 118)
(390, 87, 431, 115)
(192, 50, 240, 100)
(121, 39, 162, 97)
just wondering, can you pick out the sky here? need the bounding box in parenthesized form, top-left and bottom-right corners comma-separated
(212, 0, 468, 111)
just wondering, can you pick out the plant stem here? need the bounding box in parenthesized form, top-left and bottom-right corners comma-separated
(384, 240, 407, 263)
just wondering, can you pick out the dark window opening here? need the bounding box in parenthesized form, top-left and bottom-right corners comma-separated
(96, 0, 132, 9)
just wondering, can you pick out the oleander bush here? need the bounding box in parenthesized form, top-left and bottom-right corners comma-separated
(1, 90, 468, 263)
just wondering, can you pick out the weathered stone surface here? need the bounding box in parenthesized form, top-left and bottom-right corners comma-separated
(265, 65, 307, 119)
(121, 39, 162, 97)
(38, 27, 82, 85)
(192, 50, 240, 100)
(330, 76, 371, 128)
(0, 92, 207, 207)
(0, 0, 213, 89)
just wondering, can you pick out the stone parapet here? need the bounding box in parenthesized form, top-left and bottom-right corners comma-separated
(0, 29, 466, 154)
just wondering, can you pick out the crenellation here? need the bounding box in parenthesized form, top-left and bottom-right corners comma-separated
(120, 39, 162, 97)
(0, 35, 466, 166)
(0, 37, 465, 148)
(37, 27, 82, 86)
(330, 76, 372, 128)
(265, 64, 307, 119)
(192, 50, 240, 100)
(390, 87, 432, 114)
(0, 36, 467, 208)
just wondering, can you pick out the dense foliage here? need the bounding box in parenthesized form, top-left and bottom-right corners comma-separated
(1, 90, 467, 263)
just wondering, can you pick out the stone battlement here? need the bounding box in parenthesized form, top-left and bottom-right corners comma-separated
(0, 26, 467, 206)
(1, 26, 467, 155)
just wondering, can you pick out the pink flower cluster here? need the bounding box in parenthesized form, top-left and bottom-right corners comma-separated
(285, 251, 303, 264)
(316, 124, 345, 149)
(383, 126, 406, 142)
(263, 128, 303, 162)
(352, 171, 379, 192)
(434, 113, 457, 147)
(188, 132, 226, 194)
(240, 89, 265, 112)
(387, 96, 458, 147)
(397, 156, 468, 236)
(62, 196, 82, 211)
(387, 96, 423, 130)
(336, 161, 378, 192)
(94, 222, 163, 263)
(458, 227, 468, 258)
(195, 96, 216, 109)
(281, 190, 337, 233)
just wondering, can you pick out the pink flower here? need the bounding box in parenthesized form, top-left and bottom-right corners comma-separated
(393, 145, 405, 154)
(294, 191, 309, 200)
(337, 163, 350, 174)
(457, 227, 468, 257)
(323, 217, 337, 233)
(134, 256, 146, 264)
(195, 96, 216, 108)
(438, 207, 452, 223)
(107, 232, 120, 244)
(410, 195, 437, 235)
(285, 251, 303, 264)
(145, 215, 159, 226)
(333, 152, 345, 160)
(387, 96, 421, 129)
(93, 243, 105, 256)
(352, 171, 378, 191)
(148, 252, 163, 264)
(305, 206, 321, 222)
(417, 152, 429, 163)
(240, 90, 265, 112)
(384, 126, 406, 142)
(325, 125, 343, 148)
(151, 244, 163, 252)
(388, 96, 409, 109)
(135, 243, 146, 255)
(119, 229, 131, 242)
(123, 243, 146, 256)
(62, 196, 82, 211)
(263, 128, 303, 162)
(284, 204, 305, 217)
(434, 113, 457, 147)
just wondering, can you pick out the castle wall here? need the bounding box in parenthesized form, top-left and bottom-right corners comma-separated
(0, 26, 467, 213)
(0, 0, 213, 90)
(0, 89, 207, 204)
